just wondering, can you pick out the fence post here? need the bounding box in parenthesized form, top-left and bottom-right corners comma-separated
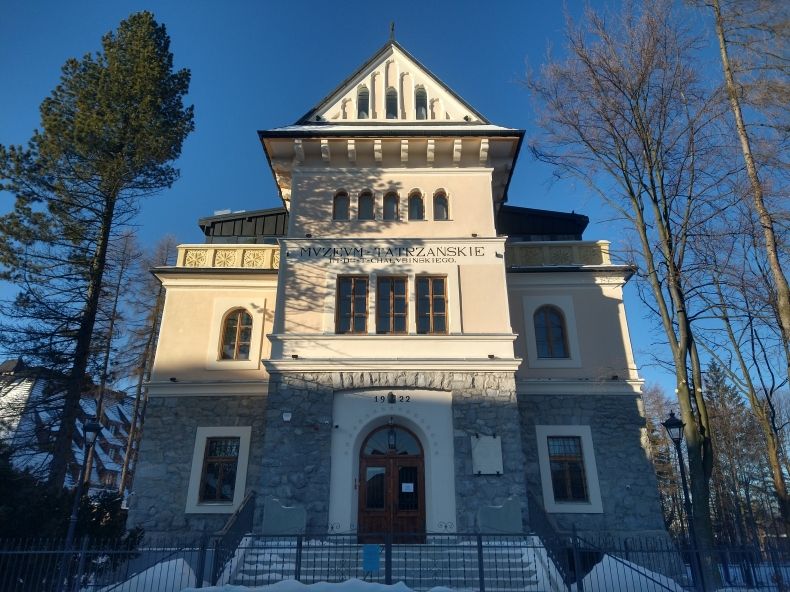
(476, 534, 486, 592)
(194, 535, 208, 589)
(294, 535, 303, 581)
(384, 533, 392, 585)
(571, 525, 584, 592)
(210, 537, 220, 585)
(71, 537, 90, 592)
(767, 542, 785, 591)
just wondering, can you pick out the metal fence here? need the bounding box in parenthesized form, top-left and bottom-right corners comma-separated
(0, 532, 788, 592)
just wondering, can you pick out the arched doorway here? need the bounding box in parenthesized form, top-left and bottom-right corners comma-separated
(358, 423, 426, 543)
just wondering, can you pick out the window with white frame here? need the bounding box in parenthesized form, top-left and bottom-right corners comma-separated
(522, 295, 581, 368)
(186, 426, 251, 514)
(535, 425, 602, 513)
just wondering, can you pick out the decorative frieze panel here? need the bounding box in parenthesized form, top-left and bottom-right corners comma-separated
(176, 245, 280, 270)
(505, 241, 612, 268)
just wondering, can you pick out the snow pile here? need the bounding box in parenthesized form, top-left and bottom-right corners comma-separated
(182, 580, 454, 592)
(575, 554, 684, 592)
(96, 558, 204, 592)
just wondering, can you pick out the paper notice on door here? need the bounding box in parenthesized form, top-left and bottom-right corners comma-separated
(401, 483, 414, 493)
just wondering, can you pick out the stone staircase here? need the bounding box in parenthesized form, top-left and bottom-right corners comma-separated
(228, 538, 555, 591)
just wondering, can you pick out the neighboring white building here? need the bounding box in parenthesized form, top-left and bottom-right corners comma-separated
(129, 41, 665, 540)
(0, 358, 134, 494)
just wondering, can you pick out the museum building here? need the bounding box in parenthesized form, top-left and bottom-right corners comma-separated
(128, 40, 666, 540)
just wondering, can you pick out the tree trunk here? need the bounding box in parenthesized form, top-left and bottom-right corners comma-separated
(711, 0, 790, 376)
(48, 194, 117, 488)
(118, 284, 162, 496)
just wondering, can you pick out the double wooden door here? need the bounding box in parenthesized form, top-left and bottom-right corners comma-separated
(358, 426, 425, 543)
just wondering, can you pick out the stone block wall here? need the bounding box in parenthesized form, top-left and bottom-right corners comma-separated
(261, 370, 528, 534)
(518, 392, 666, 537)
(259, 373, 334, 532)
(128, 394, 267, 538)
(451, 372, 528, 531)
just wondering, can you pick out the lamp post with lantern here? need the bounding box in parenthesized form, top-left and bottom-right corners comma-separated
(662, 410, 705, 591)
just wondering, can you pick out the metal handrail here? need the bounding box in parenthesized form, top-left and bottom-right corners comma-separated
(210, 489, 257, 584)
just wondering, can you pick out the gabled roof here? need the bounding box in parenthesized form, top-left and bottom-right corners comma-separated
(295, 40, 491, 125)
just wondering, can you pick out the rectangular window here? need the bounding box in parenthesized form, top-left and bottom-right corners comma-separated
(416, 276, 447, 334)
(377, 277, 408, 334)
(336, 276, 369, 334)
(199, 437, 240, 503)
(547, 436, 588, 503)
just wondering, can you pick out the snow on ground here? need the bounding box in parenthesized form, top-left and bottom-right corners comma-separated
(573, 554, 685, 592)
(182, 580, 454, 592)
(95, 558, 205, 592)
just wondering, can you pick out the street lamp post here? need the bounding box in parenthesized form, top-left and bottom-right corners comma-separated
(663, 411, 705, 592)
(57, 416, 102, 592)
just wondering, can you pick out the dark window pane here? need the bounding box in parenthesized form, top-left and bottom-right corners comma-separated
(354, 317, 366, 333)
(386, 88, 398, 119)
(365, 467, 386, 509)
(333, 194, 350, 220)
(433, 316, 446, 333)
(384, 194, 399, 220)
(434, 195, 448, 220)
(358, 88, 369, 119)
(408, 196, 424, 220)
(358, 194, 374, 220)
(393, 317, 406, 333)
(417, 317, 429, 334)
(433, 298, 446, 314)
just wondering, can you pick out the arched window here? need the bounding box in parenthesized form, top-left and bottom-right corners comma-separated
(386, 88, 398, 119)
(433, 191, 449, 221)
(358, 191, 374, 220)
(408, 192, 424, 220)
(220, 308, 253, 360)
(415, 87, 427, 120)
(383, 192, 399, 220)
(357, 87, 369, 119)
(533, 306, 569, 358)
(333, 191, 350, 220)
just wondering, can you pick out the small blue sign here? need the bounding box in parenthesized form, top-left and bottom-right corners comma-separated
(362, 544, 380, 572)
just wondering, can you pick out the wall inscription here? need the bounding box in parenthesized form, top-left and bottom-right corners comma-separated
(286, 244, 490, 265)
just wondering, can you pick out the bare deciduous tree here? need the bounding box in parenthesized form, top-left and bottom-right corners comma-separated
(527, 1, 726, 568)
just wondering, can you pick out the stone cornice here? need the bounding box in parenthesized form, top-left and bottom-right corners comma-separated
(146, 380, 269, 397)
(263, 358, 522, 373)
(516, 378, 644, 396)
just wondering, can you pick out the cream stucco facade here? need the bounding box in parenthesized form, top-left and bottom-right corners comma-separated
(129, 40, 665, 542)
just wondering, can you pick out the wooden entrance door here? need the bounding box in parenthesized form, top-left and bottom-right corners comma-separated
(358, 425, 425, 543)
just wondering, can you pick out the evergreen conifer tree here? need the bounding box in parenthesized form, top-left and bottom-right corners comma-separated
(0, 11, 193, 487)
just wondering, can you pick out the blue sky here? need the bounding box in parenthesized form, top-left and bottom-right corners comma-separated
(1, 0, 701, 394)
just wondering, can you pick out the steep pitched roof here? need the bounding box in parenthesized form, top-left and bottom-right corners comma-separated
(296, 40, 491, 125)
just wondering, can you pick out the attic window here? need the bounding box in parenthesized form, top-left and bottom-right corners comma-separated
(357, 87, 369, 120)
(386, 88, 398, 119)
(415, 88, 427, 120)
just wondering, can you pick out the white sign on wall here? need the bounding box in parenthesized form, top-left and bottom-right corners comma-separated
(471, 434, 504, 475)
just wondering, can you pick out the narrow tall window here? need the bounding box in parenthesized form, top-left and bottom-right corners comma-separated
(199, 437, 240, 502)
(358, 191, 375, 220)
(333, 191, 350, 220)
(383, 193, 399, 220)
(408, 192, 424, 220)
(534, 306, 569, 358)
(416, 276, 447, 334)
(220, 309, 253, 360)
(433, 192, 449, 221)
(336, 276, 369, 334)
(547, 436, 588, 502)
(415, 87, 427, 120)
(386, 88, 398, 119)
(357, 86, 369, 119)
(377, 277, 408, 334)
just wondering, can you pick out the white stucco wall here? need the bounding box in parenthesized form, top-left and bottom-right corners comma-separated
(328, 389, 457, 532)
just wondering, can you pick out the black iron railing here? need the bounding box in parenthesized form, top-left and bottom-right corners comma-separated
(1, 532, 788, 591)
(209, 489, 256, 585)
